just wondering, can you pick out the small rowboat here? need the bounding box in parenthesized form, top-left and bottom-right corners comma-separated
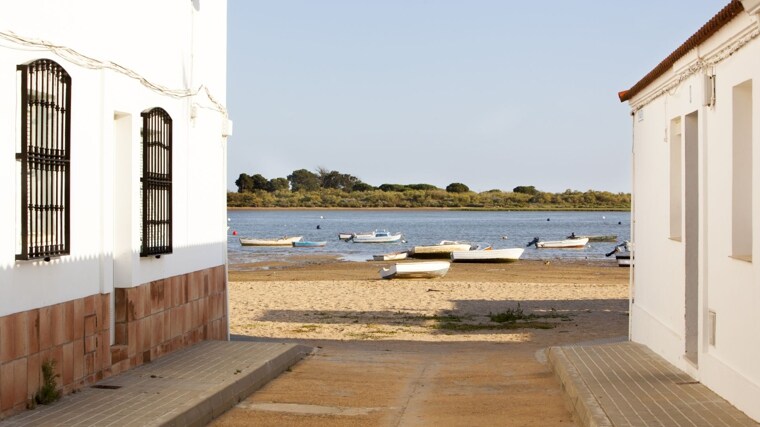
(372, 251, 409, 261)
(239, 236, 303, 246)
(292, 241, 327, 248)
(379, 261, 450, 279)
(451, 248, 524, 263)
(528, 237, 589, 249)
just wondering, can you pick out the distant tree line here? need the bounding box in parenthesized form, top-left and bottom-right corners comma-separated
(229, 168, 630, 210)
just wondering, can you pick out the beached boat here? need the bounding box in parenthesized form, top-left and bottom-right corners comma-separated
(379, 261, 450, 279)
(292, 240, 327, 248)
(527, 237, 589, 249)
(409, 241, 473, 258)
(372, 251, 409, 261)
(352, 229, 403, 243)
(451, 248, 524, 263)
(239, 236, 303, 246)
(616, 253, 632, 267)
(606, 241, 632, 267)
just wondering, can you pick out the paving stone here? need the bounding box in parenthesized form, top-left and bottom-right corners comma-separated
(549, 342, 759, 427)
(0, 341, 310, 427)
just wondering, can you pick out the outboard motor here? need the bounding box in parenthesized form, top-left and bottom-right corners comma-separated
(527, 237, 540, 248)
(606, 241, 629, 257)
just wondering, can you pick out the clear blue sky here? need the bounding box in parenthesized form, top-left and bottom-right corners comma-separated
(227, 0, 728, 193)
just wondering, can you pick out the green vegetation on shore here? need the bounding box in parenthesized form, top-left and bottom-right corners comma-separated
(229, 169, 630, 210)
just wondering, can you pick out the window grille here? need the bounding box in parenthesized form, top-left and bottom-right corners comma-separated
(140, 107, 172, 257)
(16, 59, 71, 261)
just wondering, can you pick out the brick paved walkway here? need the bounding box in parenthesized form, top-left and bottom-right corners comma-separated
(548, 342, 759, 427)
(0, 341, 310, 427)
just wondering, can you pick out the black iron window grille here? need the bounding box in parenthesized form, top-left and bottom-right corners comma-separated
(16, 59, 71, 261)
(140, 107, 172, 257)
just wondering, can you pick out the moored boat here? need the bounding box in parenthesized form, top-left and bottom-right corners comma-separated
(338, 231, 373, 241)
(568, 233, 617, 242)
(379, 261, 450, 279)
(292, 240, 327, 248)
(239, 236, 303, 246)
(527, 237, 589, 249)
(352, 229, 403, 243)
(409, 241, 473, 258)
(451, 248, 524, 263)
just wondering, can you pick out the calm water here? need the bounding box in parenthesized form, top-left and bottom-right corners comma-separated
(227, 210, 630, 265)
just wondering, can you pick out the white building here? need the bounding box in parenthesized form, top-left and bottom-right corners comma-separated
(620, 0, 760, 421)
(0, 0, 230, 418)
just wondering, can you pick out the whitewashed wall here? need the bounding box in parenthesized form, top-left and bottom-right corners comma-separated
(0, 0, 228, 315)
(628, 8, 760, 421)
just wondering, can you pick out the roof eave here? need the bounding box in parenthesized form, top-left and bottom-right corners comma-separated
(618, 0, 745, 103)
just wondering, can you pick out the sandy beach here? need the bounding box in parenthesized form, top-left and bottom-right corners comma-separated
(228, 256, 630, 346)
(216, 256, 630, 426)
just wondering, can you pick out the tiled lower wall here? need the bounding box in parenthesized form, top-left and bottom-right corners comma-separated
(112, 265, 228, 374)
(0, 264, 227, 419)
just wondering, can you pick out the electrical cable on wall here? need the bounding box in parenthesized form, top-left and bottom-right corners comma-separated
(631, 27, 760, 111)
(0, 30, 228, 117)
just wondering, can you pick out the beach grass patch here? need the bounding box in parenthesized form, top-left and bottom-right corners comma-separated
(434, 321, 555, 331)
(292, 324, 320, 333)
(489, 304, 573, 323)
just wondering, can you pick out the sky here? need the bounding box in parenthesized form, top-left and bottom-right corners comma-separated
(226, 0, 729, 194)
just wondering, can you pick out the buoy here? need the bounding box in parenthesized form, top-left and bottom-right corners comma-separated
(547, 218, 550, 221)
(232, 230, 237, 236)
(602, 216, 606, 219)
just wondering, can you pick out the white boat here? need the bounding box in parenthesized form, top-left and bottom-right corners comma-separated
(372, 251, 409, 261)
(616, 253, 632, 267)
(606, 241, 632, 267)
(351, 229, 403, 243)
(338, 231, 373, 241)
(528, 237, 589, 249)
(451, 248, 524, 263)
(379, 261, 450, 279)
(409, 241, 473, 258)
(239, 236, 303, 246)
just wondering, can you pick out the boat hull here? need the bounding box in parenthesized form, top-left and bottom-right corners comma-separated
(239, 236, 303, 246)
(616, 253, 632, 267)
(451, 248, 524, 263)
(352, 233, 403, 243)
(410, 243, 472, 259)
(535, 237, 589, 248)
(373, 251, 409, 261)
(292, 241, 327, 248)
(379, 261, 450, 279)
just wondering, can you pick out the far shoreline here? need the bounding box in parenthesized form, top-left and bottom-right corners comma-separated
(227, 206, 631, 212)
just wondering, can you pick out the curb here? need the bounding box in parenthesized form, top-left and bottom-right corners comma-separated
(547, 346, 612, 427)
(167, 344, 313, 427)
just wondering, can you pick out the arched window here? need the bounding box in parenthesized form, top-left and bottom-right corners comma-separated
(140, 107, 172, 257)
(16, 59, 71, 261)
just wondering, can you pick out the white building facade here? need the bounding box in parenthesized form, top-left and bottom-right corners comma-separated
(621, 0, 760, 421)
(0, 0, 230, 417)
